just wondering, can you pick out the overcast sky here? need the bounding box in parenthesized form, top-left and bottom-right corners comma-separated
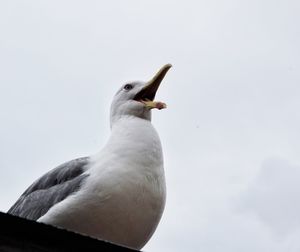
(1, 1, 300, 251)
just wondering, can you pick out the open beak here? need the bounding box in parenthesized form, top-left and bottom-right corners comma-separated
(134, 64, 172, 110)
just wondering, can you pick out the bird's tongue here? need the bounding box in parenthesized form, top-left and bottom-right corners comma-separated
(140, 100, 167, 110)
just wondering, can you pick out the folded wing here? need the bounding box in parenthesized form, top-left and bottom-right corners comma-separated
(8, 157, 90, 221)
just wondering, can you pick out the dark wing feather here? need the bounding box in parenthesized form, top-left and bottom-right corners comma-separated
(8, 157, 90, 221)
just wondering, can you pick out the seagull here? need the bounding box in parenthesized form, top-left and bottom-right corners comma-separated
(8, 64, 172, 250)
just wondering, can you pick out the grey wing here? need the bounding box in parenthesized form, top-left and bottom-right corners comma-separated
(8, 157, 90, 221)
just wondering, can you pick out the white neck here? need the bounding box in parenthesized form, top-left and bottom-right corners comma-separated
(107, 116, 163, 170)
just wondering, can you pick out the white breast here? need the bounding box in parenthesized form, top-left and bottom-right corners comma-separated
(38, 117, 166, 250)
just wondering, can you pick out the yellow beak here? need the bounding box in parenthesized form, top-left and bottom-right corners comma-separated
(134, 64, 172, 110)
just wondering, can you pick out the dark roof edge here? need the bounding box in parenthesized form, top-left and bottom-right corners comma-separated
(0, 212, 138, 252)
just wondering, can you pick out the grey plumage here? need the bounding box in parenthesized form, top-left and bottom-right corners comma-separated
(8, 157, 89, 220)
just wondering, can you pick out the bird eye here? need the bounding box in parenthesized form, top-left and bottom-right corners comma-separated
(123, 84, 133, 91)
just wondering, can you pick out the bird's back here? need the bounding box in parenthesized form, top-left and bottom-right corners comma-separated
(8, 157, 89, 220)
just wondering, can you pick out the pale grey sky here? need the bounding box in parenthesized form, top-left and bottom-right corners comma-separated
(1, 1, 300, 251)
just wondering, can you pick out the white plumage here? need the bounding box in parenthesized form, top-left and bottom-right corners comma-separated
(9, 64, 172, 250)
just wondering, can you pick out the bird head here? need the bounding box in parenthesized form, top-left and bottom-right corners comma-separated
(110, 64, 172, 127)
